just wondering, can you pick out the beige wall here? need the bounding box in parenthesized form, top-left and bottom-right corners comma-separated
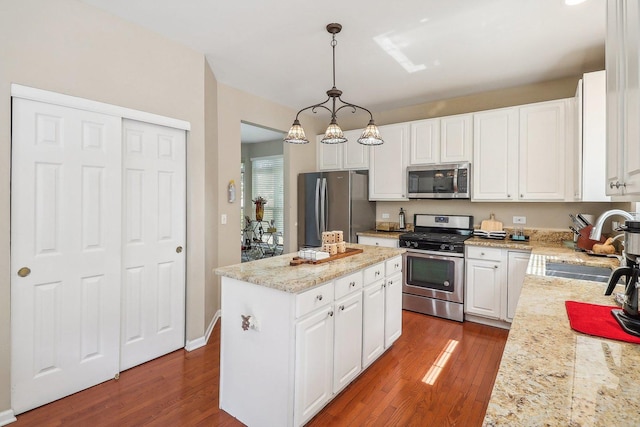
(0, 0, 213, 413)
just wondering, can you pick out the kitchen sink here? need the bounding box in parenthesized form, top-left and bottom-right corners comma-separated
(544, 262, 613, 283)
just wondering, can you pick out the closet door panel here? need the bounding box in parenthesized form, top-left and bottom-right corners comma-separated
(121, 120, 186, 371)
(11, 99, 122, 414)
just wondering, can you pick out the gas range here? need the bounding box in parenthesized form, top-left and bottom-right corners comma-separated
(399, 214, 474, 255)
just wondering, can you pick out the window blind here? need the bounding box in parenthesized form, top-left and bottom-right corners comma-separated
(251, 155, 284, 234)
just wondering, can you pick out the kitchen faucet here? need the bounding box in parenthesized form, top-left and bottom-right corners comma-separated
(589, 209, 636, 240)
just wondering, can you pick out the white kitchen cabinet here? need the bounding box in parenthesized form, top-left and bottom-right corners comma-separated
(409, 114, 472, 165)
(362, 278, 385, 368)
(472, 99, 573, 202)
(384, 272, 403, 347)
(358, 235, 400, 248)
(294, 303, 335, 426)
(369, 123, 410, 200)
(519, 100, 568, 200)
(506, 251, 530, 321)
(332, 290, 363, 394)
(465, 256, 503, 320)
(464, 246, 531, 328)
(605, 0, 640, 198)
(317, 129, 369, 171)
(576, 70, 610, 202)
(472, 107, 519, 201)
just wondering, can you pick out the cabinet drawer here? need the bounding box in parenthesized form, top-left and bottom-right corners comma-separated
(358, 235, 399, 248)
(385, 256, 402, 276)
(335, 271, 363, 300)
(363, 262, 385, 285)
(296, 282, 334, 318)
(466, 246, 502, 262)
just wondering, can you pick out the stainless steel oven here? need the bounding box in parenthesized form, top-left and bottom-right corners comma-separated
(403, 251, 465, 322)
(400, 214, 472, 322)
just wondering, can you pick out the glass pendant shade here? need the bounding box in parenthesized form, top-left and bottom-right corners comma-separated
(321, 119, 347, 144)
(283, 120, 309, 144)
(357, 120, 384, 145)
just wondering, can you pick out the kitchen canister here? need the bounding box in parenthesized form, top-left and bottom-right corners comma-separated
(333, 230, 344, 243)
(322, 231, 336, 244)
(336, 241, 346, 253)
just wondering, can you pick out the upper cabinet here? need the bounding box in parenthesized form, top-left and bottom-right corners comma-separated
(409, 113, 472, 165)
(472, 99, 574, 202)
(576, 70, 610, 202)
(369, 123, 409, 201)
(317, 129, 369, 171)
(606, 0, 640, 198)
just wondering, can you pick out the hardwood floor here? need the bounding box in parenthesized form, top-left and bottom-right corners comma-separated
(13, 311, 508, 427)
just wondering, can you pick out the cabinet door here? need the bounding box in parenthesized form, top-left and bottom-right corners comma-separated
(582, 71, 610, 202)
(465, 259, 502, 319)
(317, 134, 342, 171)
(441, 114, 472, 163)
(294, 307, 335, 426)
(409, 118, 440, 165)
(519, 100, 566, 200)
(506, 252, 530, 322)
(606, 0, 625, 195)
(333, 292, 363, 393)
(384, 272, 403, 348)
(362, 280, 385, 368)
(369, 123, 409, 200)
(623, 1, 640, 195)
(472, 107, 518, 201)
(343, 129, 370, 170)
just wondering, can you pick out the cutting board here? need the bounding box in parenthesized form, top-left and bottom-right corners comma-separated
(480, 213, 503, 232)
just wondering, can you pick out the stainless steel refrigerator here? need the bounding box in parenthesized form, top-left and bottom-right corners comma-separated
(297, 170, 376, 247)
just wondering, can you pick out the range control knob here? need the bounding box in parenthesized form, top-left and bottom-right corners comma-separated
(449, 245, 455, 251)
(440, 244, 446, 250)
(412, 242, 419, 248)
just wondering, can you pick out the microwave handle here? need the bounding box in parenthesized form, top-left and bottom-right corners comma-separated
(453, 166, 459, 193)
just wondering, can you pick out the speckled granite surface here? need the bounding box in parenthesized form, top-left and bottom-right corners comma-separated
(483, 244, 640, 426)
(214, 243, 405, 293)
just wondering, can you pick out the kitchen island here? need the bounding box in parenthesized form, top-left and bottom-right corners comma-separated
(483, 244, 640, 426)
(215, 244, 405, 427)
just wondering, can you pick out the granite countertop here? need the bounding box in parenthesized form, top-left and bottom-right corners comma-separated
(215, 243, 405, 293)
(483, 243, 640, 426)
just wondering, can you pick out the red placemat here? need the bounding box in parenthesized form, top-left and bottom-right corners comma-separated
(565, 301, 640, 344)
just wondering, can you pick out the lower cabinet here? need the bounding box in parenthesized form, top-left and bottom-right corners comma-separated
(358, 235, 400, 248)
(220, 255, 403, 427)
(464, 246, 531, 328)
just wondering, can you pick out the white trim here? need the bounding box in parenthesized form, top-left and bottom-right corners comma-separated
(184, 309, 221, 351)
(11, 84, 191, 131)
(0, 409, 17, 426)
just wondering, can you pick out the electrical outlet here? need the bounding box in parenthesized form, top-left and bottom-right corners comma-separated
(513, 216, 526, 224)
(382, 213, 390, 219)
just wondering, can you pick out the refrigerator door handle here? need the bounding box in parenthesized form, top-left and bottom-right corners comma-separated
(321, 178, 327, 234)
(315, 178, 321, 240)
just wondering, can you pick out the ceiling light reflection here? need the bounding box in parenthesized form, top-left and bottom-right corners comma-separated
(373, 33, 428, 74)
(422, 339, 459, 385)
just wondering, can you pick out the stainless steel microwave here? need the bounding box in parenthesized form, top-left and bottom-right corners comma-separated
(407, 162, 470, 199)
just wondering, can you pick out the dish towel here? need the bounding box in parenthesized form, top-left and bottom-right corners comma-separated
(565, 301, 640, 344)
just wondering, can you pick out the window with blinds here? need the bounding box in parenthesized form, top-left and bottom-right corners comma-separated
(251, 155, 284, 234)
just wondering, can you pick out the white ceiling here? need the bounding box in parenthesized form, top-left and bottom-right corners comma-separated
(81, 0, 605, 117)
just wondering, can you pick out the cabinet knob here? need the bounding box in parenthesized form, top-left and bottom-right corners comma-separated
(328, 310, 334, 317)
(494, 265, 498, 269)
(349, 281, 356, 287)
(316, 294, 323, 301)
(339, 305, 345, 311)
(388, 279, 393, 285)
(375, 271, 380, 276)
(481, 252, 485, 256)
(520, 194, 524, 198)
(507, 194, 511, 198)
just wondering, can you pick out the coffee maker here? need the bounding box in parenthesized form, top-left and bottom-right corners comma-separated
(605, 219, 640, 337)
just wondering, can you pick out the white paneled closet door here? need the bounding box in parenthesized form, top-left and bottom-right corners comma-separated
(120, 119, 186, 371)
(11, 99, 122, 414)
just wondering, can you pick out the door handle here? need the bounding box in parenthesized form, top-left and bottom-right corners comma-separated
(17, 267, 31, 277)
(176, 246, 183, 253)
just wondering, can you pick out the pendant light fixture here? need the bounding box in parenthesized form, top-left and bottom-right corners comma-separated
(284, 23, 384, 146)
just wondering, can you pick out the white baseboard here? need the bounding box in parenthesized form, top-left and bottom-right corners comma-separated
(0, 409, 17, 426)
(465, 314, 511, 330)
(184, 309, 221, 351)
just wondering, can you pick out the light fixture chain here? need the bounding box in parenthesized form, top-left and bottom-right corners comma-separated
(331, 34, 337, 89)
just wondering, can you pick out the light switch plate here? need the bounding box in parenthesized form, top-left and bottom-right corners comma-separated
(513, 216, 526, 224)
(221, 214, 227, 224)
(382, 213, 390, 219)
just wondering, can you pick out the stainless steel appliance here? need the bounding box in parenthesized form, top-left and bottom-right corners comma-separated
(407, 162, 470, 199)
(297, 170, 375, 247)
(605, 218, 640, 337)
(400, 214, 474, 322)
